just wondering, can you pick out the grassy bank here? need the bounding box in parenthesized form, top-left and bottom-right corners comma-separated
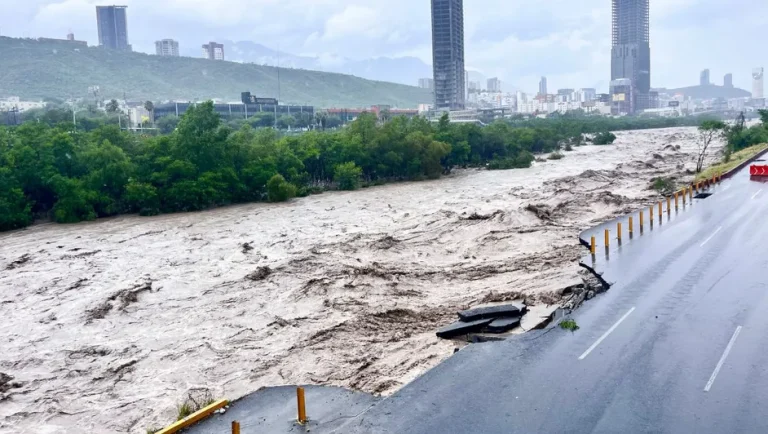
(697, 144, 768, 181)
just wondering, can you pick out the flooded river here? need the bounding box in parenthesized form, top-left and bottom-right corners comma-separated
(0, 127, 721, 433)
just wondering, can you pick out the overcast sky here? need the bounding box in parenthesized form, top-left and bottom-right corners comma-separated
(1, 0, 765, 92)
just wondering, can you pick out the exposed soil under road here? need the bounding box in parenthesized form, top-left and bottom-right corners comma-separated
(0, 127, 723, 433)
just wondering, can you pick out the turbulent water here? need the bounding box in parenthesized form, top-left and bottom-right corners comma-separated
(0, 127, 722, 433)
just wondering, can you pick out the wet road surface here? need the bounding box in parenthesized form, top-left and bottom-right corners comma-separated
(336, 167, 768, 433)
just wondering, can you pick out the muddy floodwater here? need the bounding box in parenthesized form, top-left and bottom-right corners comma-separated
(0, 127, 722, 433)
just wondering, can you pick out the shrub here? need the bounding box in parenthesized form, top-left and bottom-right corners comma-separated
(593, 131, 617, 145)
(548, 152, 564, 160)
(333, 161, 362, 190)
(266, 174, 297, 202)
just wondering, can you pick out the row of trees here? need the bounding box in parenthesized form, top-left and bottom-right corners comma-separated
(0, 102, 745, 232)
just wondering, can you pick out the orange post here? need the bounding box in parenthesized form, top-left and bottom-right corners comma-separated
(605, 229, 610, 247)
(232, 421, 241, 434)
(617, 222, 622, 240)
(690, 185, 694, 200)
(675, 192, 679, 209)
(640, 211, 644, 228)
(667, 197, 671, 214)
(590, 236, 596, 254)
(297, 387, 307, 425)
(658, 202, 662, 219)
(629, 216, 634, 234)
(649, 206, 654, 223)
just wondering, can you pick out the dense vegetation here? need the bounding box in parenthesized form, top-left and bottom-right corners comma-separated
(0, 37, 432, 108)
(0, 103, 755, 232)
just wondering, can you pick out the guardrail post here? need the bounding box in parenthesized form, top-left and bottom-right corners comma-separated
(649, 206, 654, 224)
(297, 387, 307, 425)
(590, 236, 596, 255)
(690, 186, 694, 201)
(674, 192, 679, 210)
(617, 222, 622, 241)
(232, 421, 241, 434)
(640, 210, 644, 229)
(604, 229, 610, 247)
(629, 216, 634, 235)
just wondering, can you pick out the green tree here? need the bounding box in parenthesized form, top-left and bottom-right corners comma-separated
(697, 120, 727, 173)
(266, 174, 297, 202)
(106, 99, 121, 114)
(334, 162, 362, 190)
(593, 131, 617, 145)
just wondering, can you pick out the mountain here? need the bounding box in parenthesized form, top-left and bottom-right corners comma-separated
(182, 40, 434, 87)
(0, 37, 432, 108)
(659, 84, 752, 99)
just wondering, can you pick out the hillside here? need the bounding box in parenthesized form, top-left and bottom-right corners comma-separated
(660, 84, 752, 100)
(0, 37, 433, 108)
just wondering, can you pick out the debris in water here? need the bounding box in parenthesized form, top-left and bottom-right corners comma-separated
(247, 266, 272, 281)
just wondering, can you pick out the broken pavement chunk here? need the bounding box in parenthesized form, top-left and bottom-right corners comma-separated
(458, 304, 527, 322)
(485, 316, 521, 333)
(436, 318, 493, 339)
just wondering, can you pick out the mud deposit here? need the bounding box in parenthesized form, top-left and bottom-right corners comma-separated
(0, 127, 722, 433)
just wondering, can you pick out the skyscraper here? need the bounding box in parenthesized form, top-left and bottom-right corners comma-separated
(611, 0, 650, 113)
(155, 39, 180, 57)
(431, 0, 465, 110)
(754, 68, 765, 99)
(96, 6, 130, 51)
(538, 77, 548, 96)
(700, 69, 710, 86)
(487, 77, 501, 93)
(202, 42, 225, 61)
(724, 73, 733, 88)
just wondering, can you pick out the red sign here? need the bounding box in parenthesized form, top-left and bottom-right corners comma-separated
(750, 165, 768, 176)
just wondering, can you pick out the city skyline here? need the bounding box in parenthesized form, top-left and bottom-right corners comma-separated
(1, 0, 766, 92)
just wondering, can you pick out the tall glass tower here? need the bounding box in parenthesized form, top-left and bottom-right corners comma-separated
(611, 0, 650, 112)
(431, 0, 465, 110)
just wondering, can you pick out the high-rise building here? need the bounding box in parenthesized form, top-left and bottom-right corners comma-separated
(487, 77, 502, 93)
(431, 0, 466, 110)
(155, 39, 180, 57)
(418, 78, 435, 90)
(538, 77, 548, 96)
(202, 42, 225, 61)
(754, 68, 765, 99)
(700, 69, 710, 86)
(611, 0, 650, 113)
(724, 73, 733, 88)
(96, 6, 130, 51)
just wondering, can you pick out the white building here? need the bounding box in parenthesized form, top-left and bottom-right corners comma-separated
(155, 39, 180, 57)
(753, 67, 764, 99)
(0, 97, 45, 112)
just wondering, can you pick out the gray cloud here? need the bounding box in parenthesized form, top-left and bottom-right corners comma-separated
(0, 0, 765, 92)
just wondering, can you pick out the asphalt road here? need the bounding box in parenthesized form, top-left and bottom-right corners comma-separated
(337, 168, 768, 434)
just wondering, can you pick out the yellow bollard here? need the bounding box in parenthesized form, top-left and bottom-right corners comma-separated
(640, 211, 644, 229)
(590, 236, 596, 254)
(297, 387, 307, 425)
(667, 197, 671, 214)
(605, 229, 610, 247)
(629, 216, 634, 234)
(658, 202, 663, 219)
(649, 206, 654, 223)
(690, 185, 694, 200)
(675, 192, 679, 209)
(617, 222, 622, 240)
(232, 421, 241, 434)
